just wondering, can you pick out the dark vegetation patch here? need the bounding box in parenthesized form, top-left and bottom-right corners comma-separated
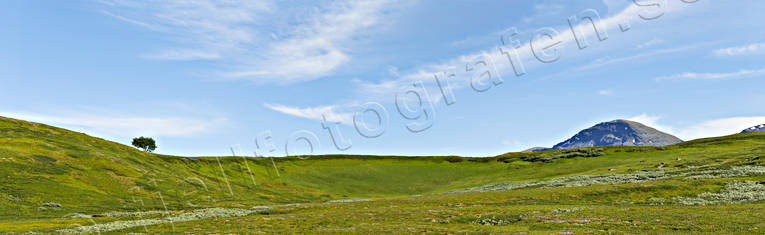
(444, 156, 463, 163)
(452, 213, 524, 226)
(625, 148, 649, 153)
(520, 149, 604, 163)
(32, 155, 56, 163)
(467, 157, 493, 163)
(135, 180, 158, 192)
(29, 155, 69, 175)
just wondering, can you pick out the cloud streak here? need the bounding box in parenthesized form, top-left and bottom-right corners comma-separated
(657, 66, 765, 80)
(353, 0, 697, 102)
(271, 1, 702, 124)
(263, 103, 353, 124)
(627, 113, 675, 136)
(714, 42, 765, 56)
(0, 111, 227, 138)
(99, 0, 403, 84)
(227, 0, 400, 83)
(676, 116, 765, 140)
(628, 114, 765, 141)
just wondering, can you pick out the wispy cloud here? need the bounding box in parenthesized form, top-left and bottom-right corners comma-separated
(265, 1, 703, 125)
(353, 1, 695, 102)
(263, 103, 353, 124)
(627, 114, 765, 141)
(100, 0, 272, 59)
(657, 66, 765, 80)
(0, 111, 227, 137)
(597, 89, 614, 96)
(636, 38, 663, 49)
(676, 116, 765, 140)
(143, 49, 222, 61)
(627, 113, 675, 135)
(573, 43, 705, 73)
(99, 0, 404, 84)
(228, 0, 403, 83)
(714, 42, 765, 56)
(521, 2, 565, 23)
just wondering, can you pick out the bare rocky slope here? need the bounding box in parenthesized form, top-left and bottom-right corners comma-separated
(552, 119, 683, 149)
(742, 124, 765, 133)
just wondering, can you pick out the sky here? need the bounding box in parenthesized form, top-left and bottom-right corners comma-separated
(2, 0, 765, 157)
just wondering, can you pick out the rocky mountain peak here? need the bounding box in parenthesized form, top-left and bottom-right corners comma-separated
(552, 119, 683, 149)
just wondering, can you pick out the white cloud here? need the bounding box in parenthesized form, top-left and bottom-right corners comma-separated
(263, 103, 353, 124)
(676, 117, 765, 140)
(0, 111, 227, 138)
(714, 42, 765, 56)
(627, 114, 765, 141)
(574, 43, 704, 72)
(101, 0, 271, 58)
(657, 66, 765, 80)
(100, 0, 403, 84)
(143, 49, 221, 61)
(597, 89, 613, 96)
(353, 0, 696, 102)
(518, 1, 565, 23)
(236, 0, 400, 83)
(627, 114, 675, 135)
(260, 1, 704, 128)
(636, 38, 663, 49)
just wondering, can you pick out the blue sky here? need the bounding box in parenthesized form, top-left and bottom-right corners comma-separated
(2, 0, 765, 157)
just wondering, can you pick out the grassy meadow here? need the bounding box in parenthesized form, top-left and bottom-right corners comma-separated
(1, 116, 765, 233)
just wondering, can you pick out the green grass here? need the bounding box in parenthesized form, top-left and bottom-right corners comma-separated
(118, 179, 765, 234)
(1, 116, 764, 233)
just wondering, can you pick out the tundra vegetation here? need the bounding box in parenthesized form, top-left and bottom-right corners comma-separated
(1, 116, 765, 233)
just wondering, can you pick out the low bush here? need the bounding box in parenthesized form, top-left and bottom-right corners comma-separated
(60, 207, 275, 233)
(444, 156, 463, 163)
(675, 181, 765, 205)
(684, 166, 765, 180)
(520, 149, 603, 163)
(449, 166, 765, 194)
(471, 216, 521, 226)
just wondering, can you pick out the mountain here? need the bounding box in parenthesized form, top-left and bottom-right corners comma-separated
(742, 124, 765, 133)
(552, 120, 683, 149)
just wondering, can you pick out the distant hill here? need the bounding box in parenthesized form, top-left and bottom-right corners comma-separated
(742, 124, 765, 133)
(521, 147, 550, 152)
(552, 120, 683, 149)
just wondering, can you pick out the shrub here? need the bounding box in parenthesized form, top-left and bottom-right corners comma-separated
(541, 170, 667, 188)
(467, 157, 492, 163)
(649, 198, 667, 205)
(41, 202, 62, 207)
(59, 207, 274, 233)
(444, 156, 463, 163)
(448, 166, 765, 194)
(471, 216, 520, 226)
(550, 208, 581, 213)
(5, 195, 19, 202)
(521, 149, 603, 163)
(684, 166, 765, 180)
(625, 148, 650, 152)
(675, 181, 765, 205)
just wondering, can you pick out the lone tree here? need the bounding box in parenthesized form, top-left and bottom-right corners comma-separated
(132, 137, 157, 152)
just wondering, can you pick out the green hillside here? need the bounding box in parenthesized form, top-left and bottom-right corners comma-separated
(1, 116, 765, 233)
